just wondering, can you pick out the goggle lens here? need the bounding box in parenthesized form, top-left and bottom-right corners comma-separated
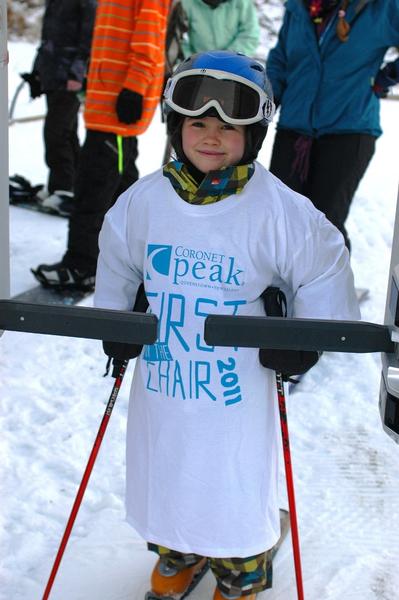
(171, 75, 261, 120)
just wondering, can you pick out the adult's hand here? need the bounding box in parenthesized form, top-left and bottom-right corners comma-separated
(116, 88, 143, 124)
(67, 79, 83, 92)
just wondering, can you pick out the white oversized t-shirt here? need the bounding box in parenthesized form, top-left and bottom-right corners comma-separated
(94, 162, 360, 558)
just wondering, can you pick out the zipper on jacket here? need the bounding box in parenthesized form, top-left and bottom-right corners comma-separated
(318, 8, 339, 47)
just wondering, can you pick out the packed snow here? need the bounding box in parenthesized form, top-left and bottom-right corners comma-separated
(2, 41, 399, 600)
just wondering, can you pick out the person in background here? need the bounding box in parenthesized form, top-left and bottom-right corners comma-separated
(32, 0, 169, 291)
(95, 50, 360, 600)
(181, 0, 260, 58)
(266, 0, 399, 252)
(21, 0, 96, 217)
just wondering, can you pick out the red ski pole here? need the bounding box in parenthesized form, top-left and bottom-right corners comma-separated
(275, 372, 305, 600)
(41, 359, 128, 600)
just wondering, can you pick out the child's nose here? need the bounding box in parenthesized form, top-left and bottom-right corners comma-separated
(204, 128, 220, 143)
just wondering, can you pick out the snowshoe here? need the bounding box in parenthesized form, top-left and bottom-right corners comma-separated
(31, 261, 95, 291)
(145, 557, 209, 599)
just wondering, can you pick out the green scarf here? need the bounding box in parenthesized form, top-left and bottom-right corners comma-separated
(163, 161, 255, 205)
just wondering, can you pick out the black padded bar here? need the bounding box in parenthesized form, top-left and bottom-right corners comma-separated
(204, 315, 395, 354)
(0, 301, 158, 344)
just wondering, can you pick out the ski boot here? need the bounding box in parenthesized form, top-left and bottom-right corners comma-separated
(145, 557, 209, 599)
(38, 189, 75, 217)
(212, 510, 289, 600)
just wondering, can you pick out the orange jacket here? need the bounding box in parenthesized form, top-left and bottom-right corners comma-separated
(84, 0, 169, 136)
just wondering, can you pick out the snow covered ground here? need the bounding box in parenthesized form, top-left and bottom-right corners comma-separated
(2, 41, 399, 600)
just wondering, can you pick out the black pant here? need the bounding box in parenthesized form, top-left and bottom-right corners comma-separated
(64, 130, 139, 270)
(44, 90, 80, 193)
(269, 129, 376, 249)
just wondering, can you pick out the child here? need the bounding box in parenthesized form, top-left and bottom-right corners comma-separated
(94, 51, 360, 600)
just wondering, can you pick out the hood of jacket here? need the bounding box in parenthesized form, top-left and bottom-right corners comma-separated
(286, 0, 375, 14)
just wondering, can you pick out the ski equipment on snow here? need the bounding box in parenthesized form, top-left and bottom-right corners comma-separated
(38, 190, 75, 217)
(31, 262, 96, 291)
(9, 174, 68, 217)
(9, 174, 43, 202)
(144, 509, 289, 600)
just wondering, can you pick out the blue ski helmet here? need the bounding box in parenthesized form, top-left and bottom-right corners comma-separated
(163, 50, 275, 164)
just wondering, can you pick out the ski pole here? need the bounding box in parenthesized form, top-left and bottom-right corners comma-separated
(275, 371, 305, 600)
(41, 359, 128, 600)
(261, 287, 304, 599)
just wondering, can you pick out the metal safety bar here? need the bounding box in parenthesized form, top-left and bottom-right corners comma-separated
(0, 300, 158, 344)
(204, 315, 396, 354)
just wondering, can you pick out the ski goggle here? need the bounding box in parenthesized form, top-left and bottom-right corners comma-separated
(164, 68, 275, 125)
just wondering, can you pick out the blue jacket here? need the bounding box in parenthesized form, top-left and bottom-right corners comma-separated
(266, 0, 399, 137)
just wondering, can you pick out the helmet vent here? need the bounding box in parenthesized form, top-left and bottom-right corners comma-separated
(251, 64, 264, 72)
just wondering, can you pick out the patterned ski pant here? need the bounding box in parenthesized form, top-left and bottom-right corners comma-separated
(148, 543, 273, 597)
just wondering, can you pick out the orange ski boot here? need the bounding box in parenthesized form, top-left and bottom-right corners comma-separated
(145, 557, 208, 599)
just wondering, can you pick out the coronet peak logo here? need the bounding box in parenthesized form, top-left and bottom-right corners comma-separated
(146, 244, 244, 287)
(146, 245, 173, 280)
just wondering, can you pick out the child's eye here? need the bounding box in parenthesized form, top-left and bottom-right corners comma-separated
(191, 120, 205, 128)
(222, 123, 237, 131)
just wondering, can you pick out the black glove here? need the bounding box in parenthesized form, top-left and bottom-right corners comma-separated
(102, 284, 149, 368)
(116, 88, 143, 124)
(20, 71, 42, 99)
(259, 347, 320, 381)
(103, 340, 144, 362)
(259, 287, 320, 381)
(373, 60, 399, 99)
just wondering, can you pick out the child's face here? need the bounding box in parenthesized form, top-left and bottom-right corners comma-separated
(182, 116, 245, 172)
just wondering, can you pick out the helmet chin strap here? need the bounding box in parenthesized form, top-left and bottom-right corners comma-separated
(239, 124, 268, 165)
